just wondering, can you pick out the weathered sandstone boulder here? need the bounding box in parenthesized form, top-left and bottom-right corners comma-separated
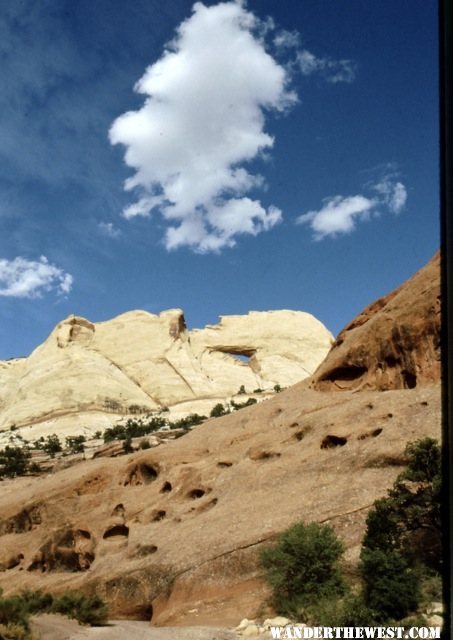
(310, 252, 440, 391)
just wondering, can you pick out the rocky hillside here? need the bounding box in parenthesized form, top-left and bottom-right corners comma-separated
(0, 254, 441, 627)
(310, 251, 440, 391)
(0, 309, 333, 442)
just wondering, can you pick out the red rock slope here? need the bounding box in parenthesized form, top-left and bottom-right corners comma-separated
(310, 252, 440, 391)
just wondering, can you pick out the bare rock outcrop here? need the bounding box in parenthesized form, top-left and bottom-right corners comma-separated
(0, 383, 440, 625)
(0, 309, 333, 438)
(310, 252, 440, 391)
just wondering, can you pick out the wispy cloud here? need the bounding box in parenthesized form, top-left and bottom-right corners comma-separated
(297, 176, 407, 240)
(98, 221, 121, 238)
(0, 256, 73, 298)
(109, 1, 296, 253)
(296, 50, 357, 84)
(372, 177, 407, 213)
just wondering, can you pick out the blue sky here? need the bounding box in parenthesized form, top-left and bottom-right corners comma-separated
(0, 0, 439, 359)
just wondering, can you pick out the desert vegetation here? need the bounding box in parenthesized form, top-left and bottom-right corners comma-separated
(260, 437, 442, 625)
(0, 392, 268, 479)
(0, 589, 108, 638)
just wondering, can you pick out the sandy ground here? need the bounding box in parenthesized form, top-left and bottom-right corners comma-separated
(31, 615, 241, 640)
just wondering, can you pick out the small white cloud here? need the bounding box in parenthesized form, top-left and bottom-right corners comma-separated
(373, 178, 407, 214)
(297, 49, 357, 84)
(98, 221, 121, 238)
(0, 256, 73, 298)
(297, 195, 375, 240)
(109, 0, 294, 253)
(297, 177, 408, 240)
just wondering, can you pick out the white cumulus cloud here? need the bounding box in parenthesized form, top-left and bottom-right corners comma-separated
(297, 195, 375, 240)
(109, 0, 295, 253)
(0, 256, 73, 298)
(297, 177, 407, 240)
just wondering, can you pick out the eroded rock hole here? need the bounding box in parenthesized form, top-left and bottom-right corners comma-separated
(402, 370, 417, 389)
(248, 447, 281, 461)
(321, 365, 367, 383)
(103, 524, 129, 540)
(321, 435, 348, 449)
(294, 430, 307, 442)
(216, 347, 256, 364)
(124, 462, 158, 486)
(358, 428, 383, 441)
(136, 544, 158, 557)
(112, 504, 125, 517)
(150, 510, 166, 522)
(257, 451, 280, 460)
(140, 463, 159, 483)
(217, 461, 233, 468)
(187, 489, 205, 499)
(160, 481, 172, 493)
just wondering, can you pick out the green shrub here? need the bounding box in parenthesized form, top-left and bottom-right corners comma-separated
(231, 397, 257, 411)
(51, 592, 108, 625)
(168, 414, 206, 429)
(139, 439, 151, 450)
(260, 521, 345, 616)
(103, 415, 169, 442)
(0, 590, 108, 631)
(42, 434, 62, 458)
(358, 438, 441, 622)
(0, 622, 33, 640)
(360, 548, 420, 622)
(307, 593, 375, 626)
(0, 446, 31, 478)
(65, 435, 86, 454)
(18, 590, 53, 614)
(0, 596, 30, 629)
(122, 438, 134, 454)
(210, 403, 228, 418)
(363, 438, 441, 569)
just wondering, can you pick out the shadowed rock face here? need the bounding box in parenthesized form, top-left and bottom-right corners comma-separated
(310, 252, 440, 391)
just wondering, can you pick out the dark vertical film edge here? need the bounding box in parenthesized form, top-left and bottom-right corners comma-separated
(440, 1, 452, 638)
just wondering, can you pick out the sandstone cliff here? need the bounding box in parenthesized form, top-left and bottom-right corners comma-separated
(0, 309, 333, 439)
